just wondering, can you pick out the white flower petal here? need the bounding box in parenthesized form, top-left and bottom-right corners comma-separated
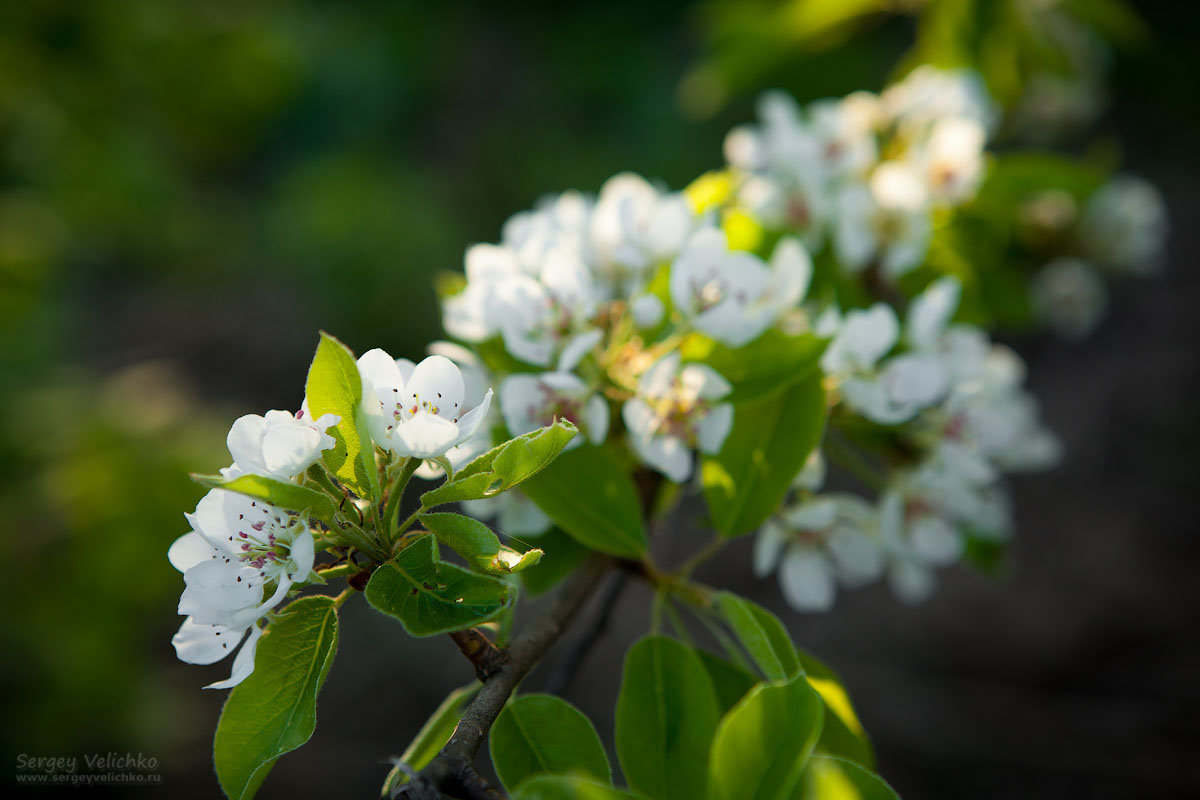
(169, 531, 215, 573)
(779, 548, 836, 612)
(907, 276, 961, 350)
(394, 414, 462, 459)
(455, 388, 493, 443)
(631, 433, 692, 483)
(889, 560, 936, 604)
(910, 515, 962, 566)
(226, 414, 267, 474)
(557, 329, 604, 372)
(405, 355, 466, 421)
(205, 624, 263, 690)
(695, 403, 733, 455)
(754, 520, 790, 577)
(582, 395, 610, 445)
(259, 423, 323, 480)
(172, 617, 246, 666)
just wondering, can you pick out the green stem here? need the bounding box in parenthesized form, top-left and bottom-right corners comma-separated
(395, 507, 423, 537)
(676, 535, 726, 578)
(307, 465, 345, 503)
(315, 563, 357, 581)
(824, 434, 887, 491)
(662, 598, 694, 645)
(381, 457, 420, 544)
(332, 587, 355, 609)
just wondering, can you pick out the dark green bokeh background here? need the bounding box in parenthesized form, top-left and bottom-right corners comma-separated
(3, 2, 1198, 798)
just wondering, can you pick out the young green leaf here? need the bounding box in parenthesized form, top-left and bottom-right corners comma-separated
(192, 473, 338, 523)
(681, 329, 826, 405)
(381, 683, 479, 796)
(213, 596, 340, 800)
(418, 512, 542, 574)
(615, 636, 720, 800)
(696, 650, 758, 714)
(420, 472, 495, 508)
(520, 444, 648, 559)
(305, 332, 378, 500)
(708, 675, 824, 800)
(489, 421, 579, 490)
(792, 755, 900, 800)
(512, 775, 641, 800)
(489, 694, 611, 792)
(519, 528, 591, 597)
(364, 534, 510, 636)
(701, 373, 826, 536)
(419, 420, 579, 508)
(797, 648, 875, 769)
(716, 592, 802, 682)
(420, 512, 502, 570)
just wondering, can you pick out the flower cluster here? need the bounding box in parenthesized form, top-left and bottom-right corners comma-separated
(1031, 175, 1168, 339)
(169, 350, 496, 687)
(757, 277, 1058, 611)
(169, 410, 336, 687)
(432, 66, 1107, 613)
(723, 66, 994, 279)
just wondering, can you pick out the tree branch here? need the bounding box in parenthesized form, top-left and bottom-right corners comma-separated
(541, 570, 629, 695)
(448, 629, 505, 682)
(394, 555, 612, 799)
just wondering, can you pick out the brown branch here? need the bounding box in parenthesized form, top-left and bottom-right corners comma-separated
(448, 629, 505, 682)
(542, 570, 629, 695)
(393, 555, 613, 799)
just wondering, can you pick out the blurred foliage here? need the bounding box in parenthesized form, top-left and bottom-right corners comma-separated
(680, 0, 1146, 135)
(0, 0, 1177, 790)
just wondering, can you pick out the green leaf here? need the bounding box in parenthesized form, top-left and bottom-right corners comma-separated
(701, 373, 826, 536)
(708, 675, 825, 800)
(192, 473, 337, 523)
(681, 330, 826, 405)
(796, 649, 874, 769)
(364, 534, 510, 636)
(716, 592, 802, 682)
(420, 421, 579, 508)
(214, 596, 340, 800)
(381, 683, 479, 796)
(418, 511, 543, 575)
(520, 528, 591, 596)
(490, 694, 611, 792)
(520, 444, 648, 559)
(490, 422, 579, 489)
(420, 472, 495, 508)
(305, 332, 378, 500)
(615, 636, 720, 800)
(512, 775, 641, 800)
(792, 756, 900, 800)
(420, 512, 501, 569)
(696, 650, 758, 714)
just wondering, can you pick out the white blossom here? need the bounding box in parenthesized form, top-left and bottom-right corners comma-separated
(881, 66, 997, 135)
(1032, 257, 1109, 340)
(499, 372, 609, 449)
(917, 117, 987, 205)
(756, 494, 884, 613)
(502, 190, 593, 273)
(168, 489, 315, 688)
(226, 409, 339, 482)
(358, 349, 493, 461)
(670, 229, 811, 347)
(622, 352, 733, 482)
(1081, 176, 1168, 273)
(834, 165, 931, 278)
(589, 173, 694, 285)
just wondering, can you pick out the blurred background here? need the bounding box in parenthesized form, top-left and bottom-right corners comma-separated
(2, 1, 1197, 797)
